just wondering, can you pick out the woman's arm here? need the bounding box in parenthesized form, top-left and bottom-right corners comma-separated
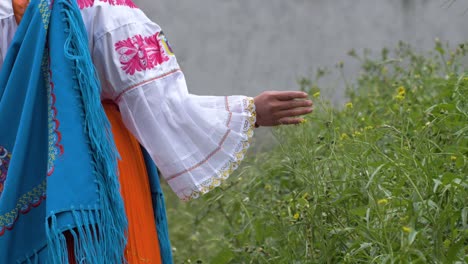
(84, 1, 312, 200)
(12, 0, 28, 24)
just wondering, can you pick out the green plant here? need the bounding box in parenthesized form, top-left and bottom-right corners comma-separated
(166, 41, 468, 263)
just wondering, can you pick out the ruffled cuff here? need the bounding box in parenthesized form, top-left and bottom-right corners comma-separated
(117, 71, 256, 201)
(166, 96, 256, 201)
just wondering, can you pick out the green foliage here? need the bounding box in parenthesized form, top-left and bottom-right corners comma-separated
(166, 41, 468, 263)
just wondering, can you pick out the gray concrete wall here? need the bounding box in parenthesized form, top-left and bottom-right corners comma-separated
(135, 0, 468, 102)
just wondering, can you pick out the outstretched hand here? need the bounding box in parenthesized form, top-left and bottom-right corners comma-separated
(254, 91, 313, 126)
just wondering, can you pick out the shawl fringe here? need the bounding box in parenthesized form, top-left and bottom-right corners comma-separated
(44, 0, 127, 262)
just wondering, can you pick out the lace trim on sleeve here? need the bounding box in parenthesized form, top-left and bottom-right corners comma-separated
(170, 97, 256, 201)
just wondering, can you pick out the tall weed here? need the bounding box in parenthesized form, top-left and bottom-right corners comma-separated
(166, 41, 468, 263)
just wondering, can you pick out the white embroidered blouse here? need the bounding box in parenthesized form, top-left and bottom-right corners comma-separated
(0, 0, 256, 200)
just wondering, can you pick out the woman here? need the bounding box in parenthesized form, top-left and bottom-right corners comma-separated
(0, 0, 313, 262)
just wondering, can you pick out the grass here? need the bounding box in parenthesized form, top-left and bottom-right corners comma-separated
(164, 41, 468, 263)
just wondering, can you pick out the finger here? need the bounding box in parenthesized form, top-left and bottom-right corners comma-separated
(277, 117, 304, 125)
(275, 107, 313, 119)
(273, 91, 309, 101)
(277, 99, 313, 110)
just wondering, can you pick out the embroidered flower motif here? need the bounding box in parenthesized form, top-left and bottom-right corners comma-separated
(0, 146, 12, 197)
(100, 0, 137, 8)
(115, 32, 171, 75)
(77, 0, 137, 9)
(77, 0, 94, 9)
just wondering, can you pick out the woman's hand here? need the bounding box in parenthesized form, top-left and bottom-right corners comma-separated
(254, 91, 313, 126)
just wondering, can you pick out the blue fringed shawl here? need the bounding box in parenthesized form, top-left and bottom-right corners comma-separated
(0, 0, 172, 262)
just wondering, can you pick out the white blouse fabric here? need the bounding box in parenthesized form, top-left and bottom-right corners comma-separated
(0, 0, 256, 201)
(0, 1, 16, 70)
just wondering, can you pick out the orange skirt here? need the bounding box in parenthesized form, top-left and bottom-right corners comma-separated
(104, 102, 162, 263)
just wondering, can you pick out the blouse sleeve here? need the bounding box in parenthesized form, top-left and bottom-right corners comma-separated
(0, 1, 17, 70)
(84, 2, 256, 201)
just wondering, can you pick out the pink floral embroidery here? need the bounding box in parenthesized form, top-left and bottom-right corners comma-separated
(100, 0, 137, 8)
(115, 32, 171, 75)
(76, 0, 137, 10)
(77, 0, 94, 9)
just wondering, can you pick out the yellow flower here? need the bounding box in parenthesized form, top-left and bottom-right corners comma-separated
(293, 213, 300, 220)
(353, 131, 362, 137)
(377, 199, 389, 206)
(395, 94, 405, 101)
(264, 184, 272, 191)
(397, 86, 406, 94)
(313, 91, 321, 98)
(300, 119, 308, 124)
(364, 126, 374, 130)
(340, 133, 349, 140)
(395, 86, 406, 101)
(345, 102, 353, 109)
(402, 226, 412, 233)
(450, 156, 457, 162)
